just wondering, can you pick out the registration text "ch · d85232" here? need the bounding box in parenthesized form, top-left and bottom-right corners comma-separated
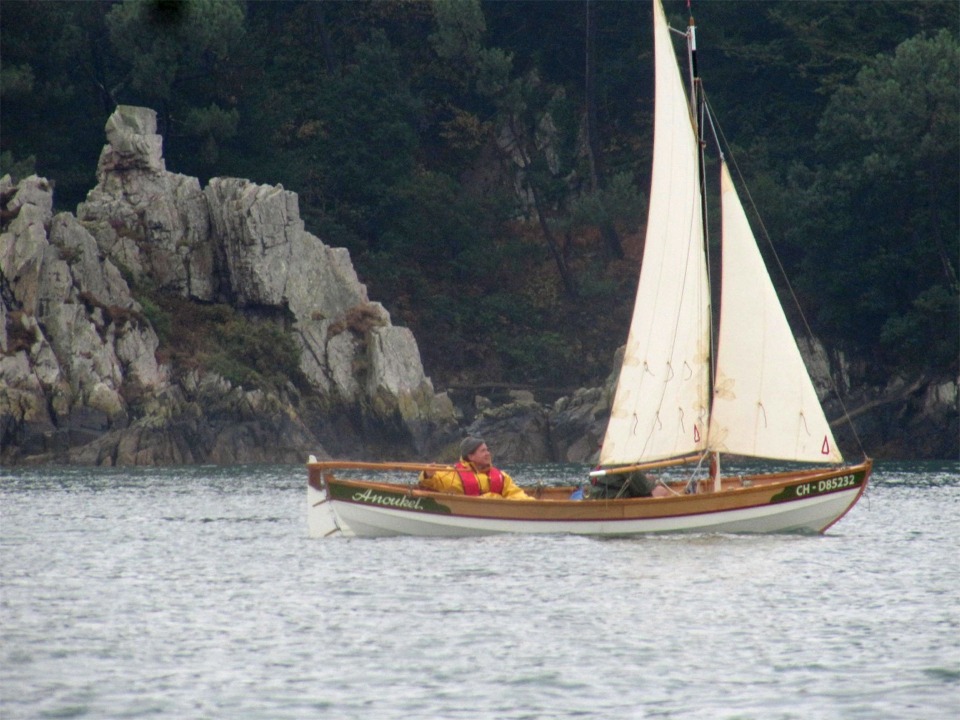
(794, 475, 859, 497)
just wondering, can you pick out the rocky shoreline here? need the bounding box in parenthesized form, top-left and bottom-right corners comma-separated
(2, 106, 956, 466)
(2, 106, 459, 465)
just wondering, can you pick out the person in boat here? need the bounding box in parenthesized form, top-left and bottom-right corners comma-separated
(419, 437, 534, 500)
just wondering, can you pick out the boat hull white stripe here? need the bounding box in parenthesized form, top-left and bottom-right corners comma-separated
(315, 487, 862, 538)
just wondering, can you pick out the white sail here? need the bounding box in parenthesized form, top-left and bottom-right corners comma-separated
(600, 0, 710, 466)
(708, 163, 843, 463)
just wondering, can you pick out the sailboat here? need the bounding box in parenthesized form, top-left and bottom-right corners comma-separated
(307, 0, 872, 538)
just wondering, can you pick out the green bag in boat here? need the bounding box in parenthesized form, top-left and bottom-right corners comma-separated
(586, 471, 657, 499)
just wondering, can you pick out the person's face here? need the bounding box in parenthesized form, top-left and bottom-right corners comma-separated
(467, 443, 492, 468)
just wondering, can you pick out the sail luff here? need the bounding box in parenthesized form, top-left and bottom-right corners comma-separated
(599, 0, 710, 466)
(708, 163, 843, 463)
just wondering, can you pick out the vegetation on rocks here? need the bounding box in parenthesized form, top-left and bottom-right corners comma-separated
(138, 288, 303, 393)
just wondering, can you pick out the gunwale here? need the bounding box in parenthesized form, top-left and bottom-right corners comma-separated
(307, 459, 871, 535)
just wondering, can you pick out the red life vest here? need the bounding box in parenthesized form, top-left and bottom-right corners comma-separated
(455, 462, 504, 496)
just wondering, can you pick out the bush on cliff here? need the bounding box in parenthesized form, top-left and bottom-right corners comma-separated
(139, 289, 303, 393)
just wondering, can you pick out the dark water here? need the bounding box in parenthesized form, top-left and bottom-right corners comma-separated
(1, 461, 957, 719)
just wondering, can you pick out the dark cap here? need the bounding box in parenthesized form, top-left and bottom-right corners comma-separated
(459, 436, 485, 459)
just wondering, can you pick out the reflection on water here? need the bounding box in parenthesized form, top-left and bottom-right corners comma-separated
(1, 462, 958, 719)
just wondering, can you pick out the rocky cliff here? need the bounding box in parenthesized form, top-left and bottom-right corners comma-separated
(1, 106, 458, 465)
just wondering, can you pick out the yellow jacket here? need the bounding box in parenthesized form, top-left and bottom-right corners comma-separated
(419, 463, 533, 500)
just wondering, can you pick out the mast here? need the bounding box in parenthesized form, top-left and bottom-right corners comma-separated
(686, 3, 721, 487)
(686, 9, 709, 301)
(685, 8, 698, 119)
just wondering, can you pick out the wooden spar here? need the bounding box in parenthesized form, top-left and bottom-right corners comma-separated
(313, 455, 705, 479)
(688, 5, 718, 492)
(309, 460, 462, 474)
(588, 453, 703, 477)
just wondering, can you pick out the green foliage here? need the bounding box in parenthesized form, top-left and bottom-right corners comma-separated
(104, 0, 246, 180)
(182, 104, 239, 166)
(0, 62, 35, 95)
(500, 330, 573, 387)
(0, 1, 114, 206)
(568, 172, 646, 235)
(880, 285, 959, 372)
(313, 30, 420, 245)
(105, 0, 245, 101)
(136, 294, 172, 344)
(791, 30, 959, 371)
(430, 0, 512, 97)
(237, 22, 421, 254)
(207, 314, 301, 390)
(430, 0, 489, 70)
(134, 289, 302, 392)
(0, 151, 36, 183)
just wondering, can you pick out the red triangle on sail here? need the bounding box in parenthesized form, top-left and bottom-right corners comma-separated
(821, 437, 830, 455)
(694, 425, 701, 443)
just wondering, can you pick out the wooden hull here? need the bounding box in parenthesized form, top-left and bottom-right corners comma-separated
(307, 460, 871, 538)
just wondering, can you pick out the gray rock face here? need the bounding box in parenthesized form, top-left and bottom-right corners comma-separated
(202, 172, 455, 452)
(457, 353, 620, 466)
(467, 395, 552, 463)
(79, 107, 214, 301)
(1, 172, 163, 460)
(1, 105, 457, 465)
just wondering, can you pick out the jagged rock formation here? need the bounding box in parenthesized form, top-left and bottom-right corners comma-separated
(1, 106, 457, 464)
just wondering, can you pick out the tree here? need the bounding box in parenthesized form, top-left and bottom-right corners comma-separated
(795, 30, 959, 372)
(431, 0, 582, 295)
(584, 0, 624, 260)
(104, 0, 246, 178)
(0, 1, 121, 208)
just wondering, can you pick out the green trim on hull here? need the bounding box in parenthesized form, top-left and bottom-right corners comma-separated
(770, 469, 867, 504)
(327, 481, 453, 515)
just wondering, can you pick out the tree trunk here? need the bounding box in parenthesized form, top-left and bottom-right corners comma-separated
(313, 1, 337, 75)
(584, 0, 601, 193)
(584, 0, 624, 260)
(531, 184, 578, 298)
